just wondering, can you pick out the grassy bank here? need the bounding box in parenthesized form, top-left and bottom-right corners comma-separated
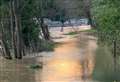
(39, 40, 55, 51)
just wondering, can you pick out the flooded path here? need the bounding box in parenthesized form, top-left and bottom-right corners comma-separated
(36, 27, 98, 82)
(0, 26, 98, 82)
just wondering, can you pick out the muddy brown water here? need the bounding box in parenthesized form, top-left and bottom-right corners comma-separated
(0, 31, 98, 82)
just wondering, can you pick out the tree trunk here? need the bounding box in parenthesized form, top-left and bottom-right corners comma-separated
(60, 22, 64, 32)
(113, 40, 117, 71)
(10, 0, 15, 57)
(86, 10, 93, 27)
(83, 0, 94, 27)
(1, 38, 12, 59)
(0, 21, 12, 59)
(12, 0, 22, 59)
(40, 18, 50, 40)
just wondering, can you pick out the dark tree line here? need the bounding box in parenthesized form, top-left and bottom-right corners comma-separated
(0, 0, 94, 59)
(0, 0, 56, 59)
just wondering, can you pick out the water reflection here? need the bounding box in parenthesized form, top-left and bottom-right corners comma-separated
(0, 57, 36, 82)
(41, 60, 82, 81)
(93, 44, 120, 82)
(0, 32, 98, 82)
(37, 33, 97, 82)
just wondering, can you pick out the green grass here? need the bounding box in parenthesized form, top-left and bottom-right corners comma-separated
(38, 40, 55, 52)
(64, 29, 97, 36)
(30, 64, 42, 69)
(80, 29, 97, 33)
(64, 31, 78, 35)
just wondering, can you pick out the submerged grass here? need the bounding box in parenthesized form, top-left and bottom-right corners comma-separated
(93, 44, 120, 82)
(30, 64, 42, 69)
(38, 40, 55, 52)
(38, 40, 65, 52)
(64, 29, 97, 36)
(64, 31, 78, 35)
(80, 29, 97, 33)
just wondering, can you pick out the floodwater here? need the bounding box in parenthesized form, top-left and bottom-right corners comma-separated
(37, 31, 98, 82)
(0, 26, 98, 82)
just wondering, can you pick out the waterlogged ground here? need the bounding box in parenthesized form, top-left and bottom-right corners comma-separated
(37, 33, 98, 82)
(0, 26, 99, 82)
